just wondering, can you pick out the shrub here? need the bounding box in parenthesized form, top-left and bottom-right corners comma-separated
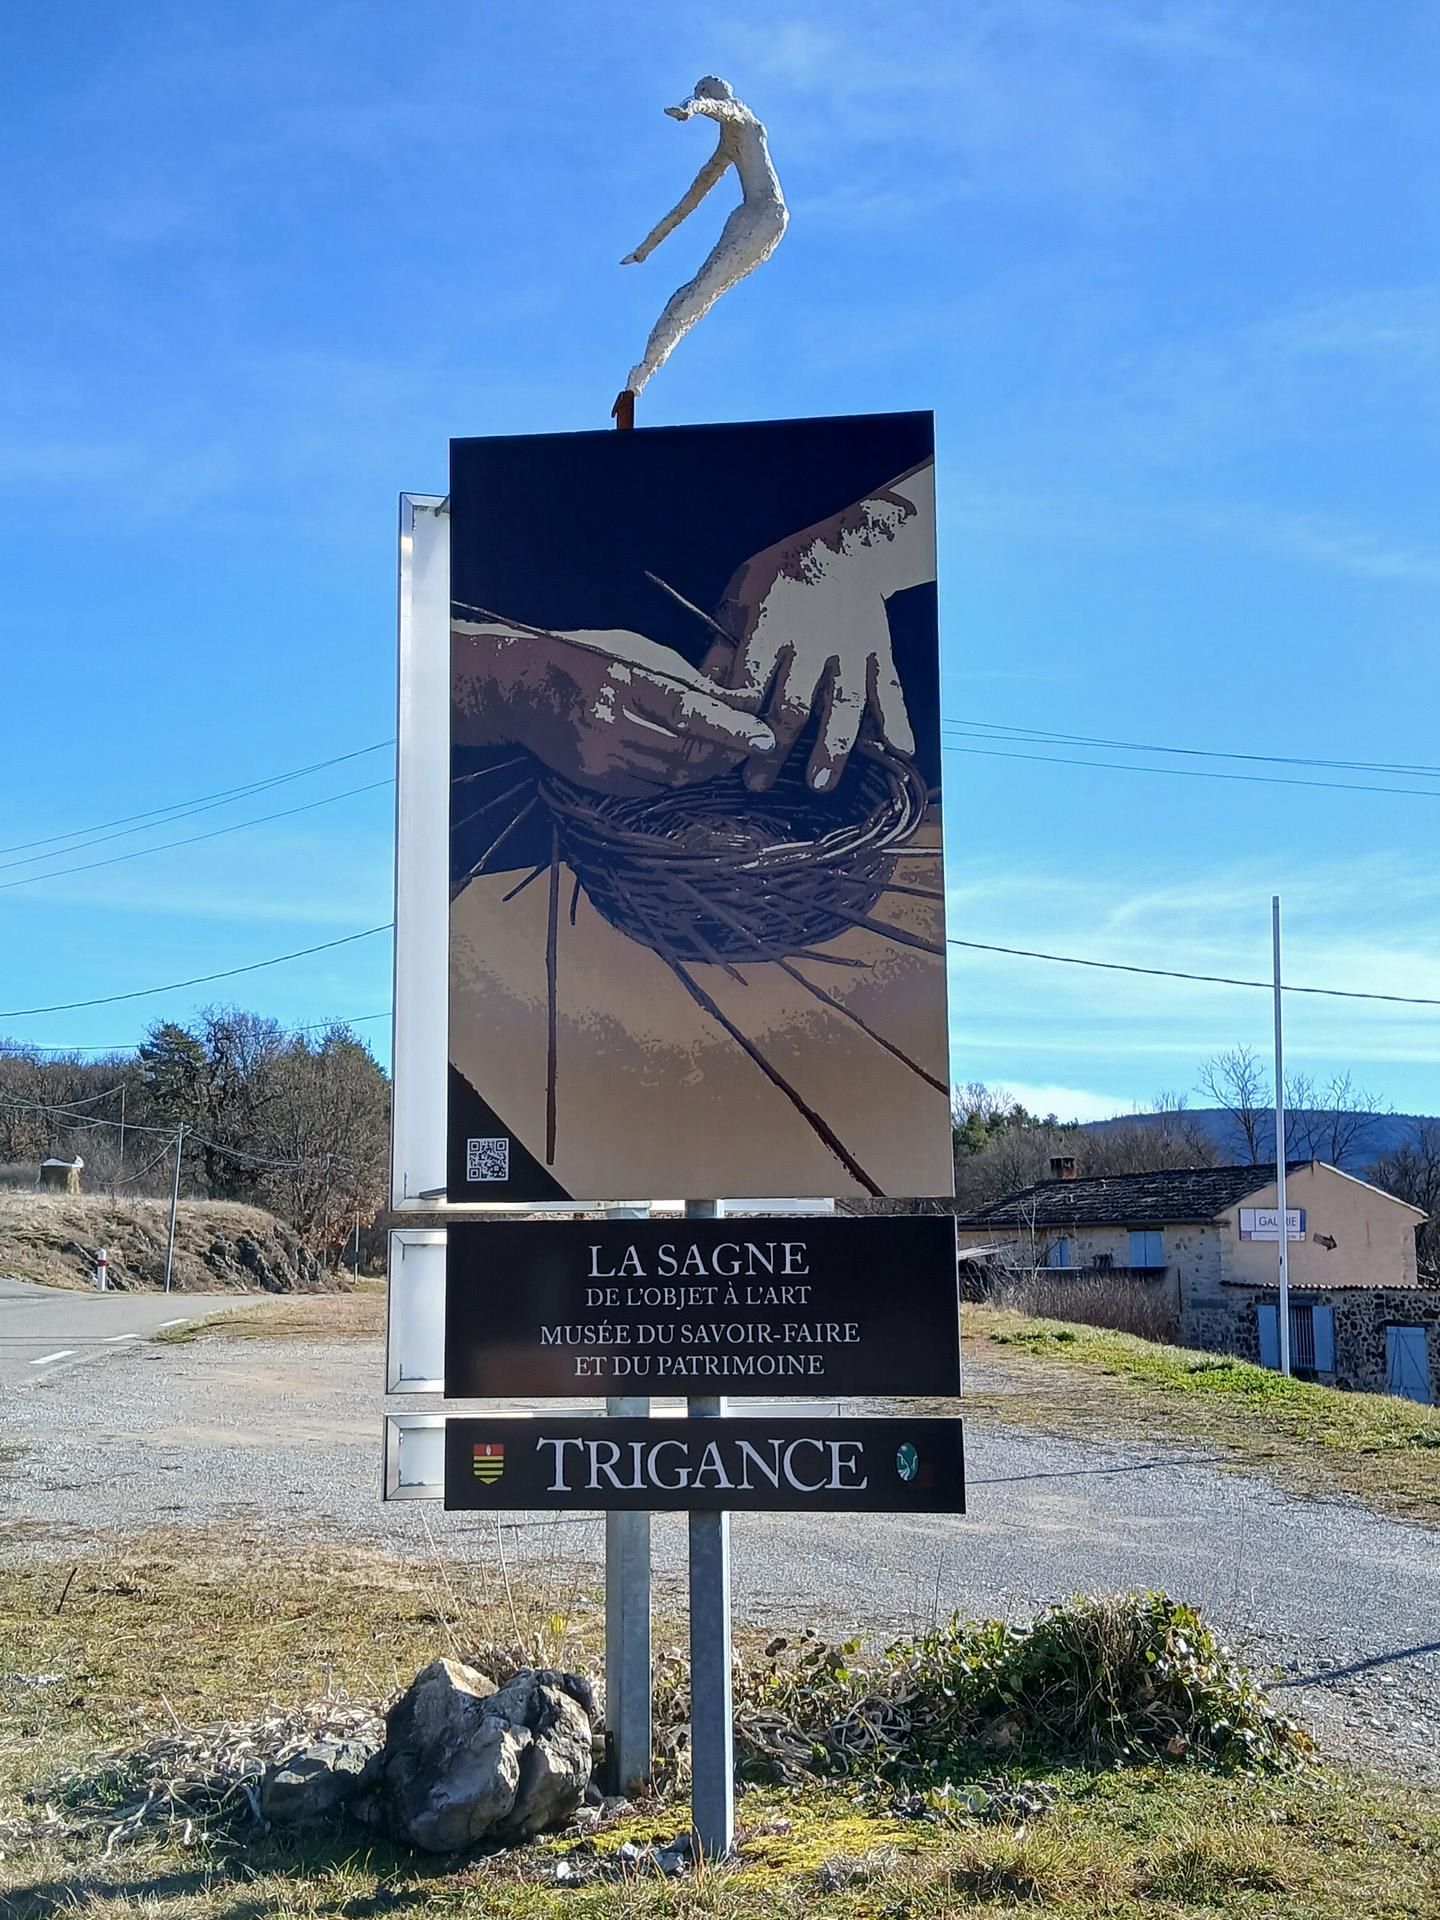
(894, 1593, 1311, 1776)
(734, 1593, 1312, 1785)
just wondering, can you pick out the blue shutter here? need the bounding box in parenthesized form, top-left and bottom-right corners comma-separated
(1128, 1229, 1162, 1268)
(1257, 1303, 1280, 1370)
(1312, 1306, 1335, 1374)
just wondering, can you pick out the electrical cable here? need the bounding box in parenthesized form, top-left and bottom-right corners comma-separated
(0, 924, 394, 1020)
(0, 779, 394, 893)
(944, 720, 1440, 782)
(0, 1088, 368, 1175)
(0, 740, 395, 863)
(940, 738, 1440, 801)
(946, 937, 1440, 1006)
(12, 1013, 393, 1057)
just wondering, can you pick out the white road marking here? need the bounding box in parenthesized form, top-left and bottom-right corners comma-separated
(102, 1333, 139, 1344)
(157, 1318, 187, 1329)
(31, 1350, 74, 1366)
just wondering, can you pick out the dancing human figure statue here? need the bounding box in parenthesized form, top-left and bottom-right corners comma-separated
(618, 77, 787, 407)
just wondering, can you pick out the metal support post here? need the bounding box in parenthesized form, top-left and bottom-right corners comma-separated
(606, 1204, 652, 1797)
(1272, 897, 1291, 1376)
(163, 1123, 184, 1296)
(605, 1395, 653, 1795)
(685, 1197, 733, 1861)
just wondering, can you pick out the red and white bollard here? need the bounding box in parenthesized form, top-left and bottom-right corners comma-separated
(95, 1247, 108, 1292)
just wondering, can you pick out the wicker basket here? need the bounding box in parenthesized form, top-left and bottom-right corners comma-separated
(540, 744, 929, 964)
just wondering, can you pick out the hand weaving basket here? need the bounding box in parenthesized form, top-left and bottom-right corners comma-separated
(539, 742, 930, 965)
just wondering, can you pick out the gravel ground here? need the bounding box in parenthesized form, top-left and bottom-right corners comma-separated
(2, 1326, 1437, 1784)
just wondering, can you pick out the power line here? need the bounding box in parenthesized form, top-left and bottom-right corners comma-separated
(0, 924, 394, 1020)
(947, 937, 1440, 1007)
(8, 1012, 393, 1057)
(0, 740, 395, 863)
(0, 1089, 364, 1175)
(0, 779, 394, 894)
(940, 737, 1440, 801)
(946, 720, 1440, 782)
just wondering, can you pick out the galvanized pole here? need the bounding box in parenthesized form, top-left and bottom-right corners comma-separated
(1272, 897, 1291, 1376)
(605, 1203, 652, 1798)
(162, 1123, 184, 1296)
(686, 1196, 733, 1861)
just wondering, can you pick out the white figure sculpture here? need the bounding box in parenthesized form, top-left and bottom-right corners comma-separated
(618, 76, 788, 406)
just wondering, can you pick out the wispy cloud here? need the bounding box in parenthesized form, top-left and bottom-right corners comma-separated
(946, 849, 1440, 1094)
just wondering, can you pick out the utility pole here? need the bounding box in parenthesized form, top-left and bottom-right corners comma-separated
(1272, 896, 1291, 1376)
(163, 1122, 185, 1295)
(117, 1086, 126, 1186)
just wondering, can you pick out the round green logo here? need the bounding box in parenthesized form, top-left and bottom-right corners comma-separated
(895, 1442, 919, 1483)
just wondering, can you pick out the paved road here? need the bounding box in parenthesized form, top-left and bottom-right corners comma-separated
(1, 1279, 1436, 1782)
(0, 1275, 236, 1388)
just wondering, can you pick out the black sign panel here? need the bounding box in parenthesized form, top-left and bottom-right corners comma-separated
(444, 1215, 959, 1397)
(445, 1416, 965, 1513)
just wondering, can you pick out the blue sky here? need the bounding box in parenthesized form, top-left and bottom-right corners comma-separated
(2, 1, 1437, 1122)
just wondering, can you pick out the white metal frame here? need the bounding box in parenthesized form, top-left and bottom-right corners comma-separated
(382, 1413, 447, 1501)
(385, 1228, 446, 1393)
(391, 494, 451, 1209)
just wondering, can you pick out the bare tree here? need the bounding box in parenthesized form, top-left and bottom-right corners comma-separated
(1368, 1120, 1440, 1278)
(1197, 1045, 1271, 1163)
(1284, 1070, 1390, 1167)
(1086, 1093, 1218, 1176)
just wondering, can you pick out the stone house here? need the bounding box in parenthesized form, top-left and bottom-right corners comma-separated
(955, 1159, 1436, 1404)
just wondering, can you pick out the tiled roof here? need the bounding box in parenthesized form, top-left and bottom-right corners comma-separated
(954, 1163, 1309, 1230)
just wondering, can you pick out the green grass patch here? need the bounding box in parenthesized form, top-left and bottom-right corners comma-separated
(966, 1305, 1440, 1522)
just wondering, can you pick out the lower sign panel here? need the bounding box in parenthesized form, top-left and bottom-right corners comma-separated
(444, 1417, 964, 1514)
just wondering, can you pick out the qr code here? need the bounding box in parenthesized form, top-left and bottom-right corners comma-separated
(466, 1136, 510, 1183)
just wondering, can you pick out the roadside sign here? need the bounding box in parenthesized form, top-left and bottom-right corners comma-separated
(444, 1214, 960, 1398)
(443, 1415, 965, 1513)
(1239, 1207, 1306, 1241)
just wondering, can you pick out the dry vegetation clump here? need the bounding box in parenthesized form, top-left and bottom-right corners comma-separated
(728, 1592, 1311, 1786)
(991, 1267, 1176, 1342)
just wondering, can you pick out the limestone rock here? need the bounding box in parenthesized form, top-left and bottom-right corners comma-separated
(490, 1672, 594, 1842)
(362, 1657, 594, 1854)
(260, 1735, 379, 1825)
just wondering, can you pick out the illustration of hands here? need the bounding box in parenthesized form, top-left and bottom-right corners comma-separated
(452, 621, 774, 799)
(707, 461, 935, 792)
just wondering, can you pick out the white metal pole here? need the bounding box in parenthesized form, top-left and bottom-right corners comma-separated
(96, 1247, 107, 1292)
(605, 1203, 652, 1798)
(163, 1123, 184, 1296)
(686, 1196, 733, 1862)
(1273, 896, 1291, 1376)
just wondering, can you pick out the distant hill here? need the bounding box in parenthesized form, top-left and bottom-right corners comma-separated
(1084, 1108, 1435, 1174)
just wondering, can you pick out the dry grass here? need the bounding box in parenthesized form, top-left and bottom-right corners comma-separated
(0, 1193, 329, 1293)
(964, 1305, 1440, 1523)
(1, 1534, 1438, 1916)
(153, 1281, 386, 1344)
(991, 1268, 1177, 1341)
